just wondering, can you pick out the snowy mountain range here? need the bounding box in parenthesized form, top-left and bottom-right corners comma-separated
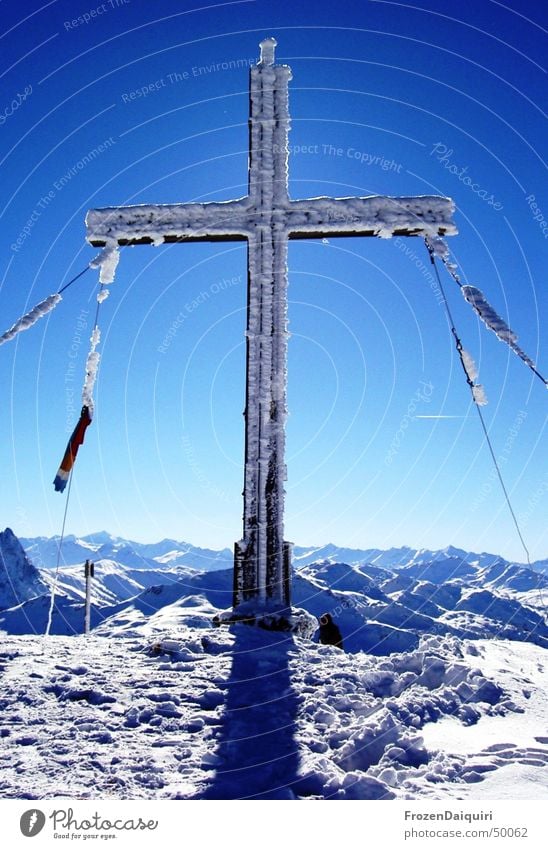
(1, 528, 546, 654)
(19, 530, 234, 572)
(18, 530, 548, 574)
(1, 527, 547, 802)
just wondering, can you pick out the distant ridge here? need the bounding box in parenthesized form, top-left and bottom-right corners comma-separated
(0, 528, 545, 653)
(17, 531, 548, 574)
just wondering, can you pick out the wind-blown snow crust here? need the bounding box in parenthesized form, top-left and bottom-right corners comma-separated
(82, 327, 101, 413)
(89, 245, 120, 284)
(461, 285, 537, 372)
(0, 293, 61, 347)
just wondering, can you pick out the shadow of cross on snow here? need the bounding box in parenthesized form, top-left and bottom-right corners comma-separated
(199, 628, 300, 799)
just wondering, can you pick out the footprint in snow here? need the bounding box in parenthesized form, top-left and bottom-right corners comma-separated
(458, 743, 548, 784)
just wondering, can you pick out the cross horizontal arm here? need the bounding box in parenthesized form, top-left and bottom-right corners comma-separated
(287, 195, 457, 239)
(86, 198, 250, 246)
(87, 194, 456, 247)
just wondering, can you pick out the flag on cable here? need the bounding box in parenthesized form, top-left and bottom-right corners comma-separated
(53, 324, 101, 492)
(53, 406, 92, 492)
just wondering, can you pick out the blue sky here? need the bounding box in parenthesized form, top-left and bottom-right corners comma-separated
(0, 0, 546, 561)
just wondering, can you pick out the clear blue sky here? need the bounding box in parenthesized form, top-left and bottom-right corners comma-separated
(1, 0, 546, 561)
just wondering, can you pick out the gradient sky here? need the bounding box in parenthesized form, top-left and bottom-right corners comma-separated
(0, 0, 546, 561)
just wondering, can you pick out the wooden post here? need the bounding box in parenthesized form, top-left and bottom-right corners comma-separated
(84, 559, 94, 635)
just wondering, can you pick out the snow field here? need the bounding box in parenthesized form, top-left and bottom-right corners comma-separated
(0, 631, 545, 801)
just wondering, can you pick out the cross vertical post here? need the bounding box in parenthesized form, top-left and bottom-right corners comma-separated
(86, 38, 456, 621)
(234, 39, 293, 610)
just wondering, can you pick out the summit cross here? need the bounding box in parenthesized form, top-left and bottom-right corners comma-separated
(86, 38, 456, 614)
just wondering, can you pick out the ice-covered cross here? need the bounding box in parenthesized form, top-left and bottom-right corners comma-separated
(86, 38, 456, 615)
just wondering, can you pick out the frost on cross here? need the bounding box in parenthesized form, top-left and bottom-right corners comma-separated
(86, 38, 456, 621)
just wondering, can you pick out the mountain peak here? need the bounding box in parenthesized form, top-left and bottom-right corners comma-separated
(1, 527, 17, 542)
(0, 527, 47, 610)
(81, 531, 120, 546)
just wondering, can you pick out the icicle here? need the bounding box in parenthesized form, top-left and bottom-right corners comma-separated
(461, 348, 479, 382)
(89, 244, 120, 284)
(425, 235, 461, 284)
(426, 239, 546, 387)
(80, 245, 115, 416)
(82, 327, 101, 414)
(462, 285, 516, 343)
(472, 384, 488, 406)
(425, 235, 450, 262)
(0, 293, 62, 347)
(462, 285, 537, 370)
(459, 346, 488, 406)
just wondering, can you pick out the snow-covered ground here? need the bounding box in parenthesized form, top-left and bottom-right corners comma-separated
(0, 630, 546, 800)
(2, 528, 546, 799)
